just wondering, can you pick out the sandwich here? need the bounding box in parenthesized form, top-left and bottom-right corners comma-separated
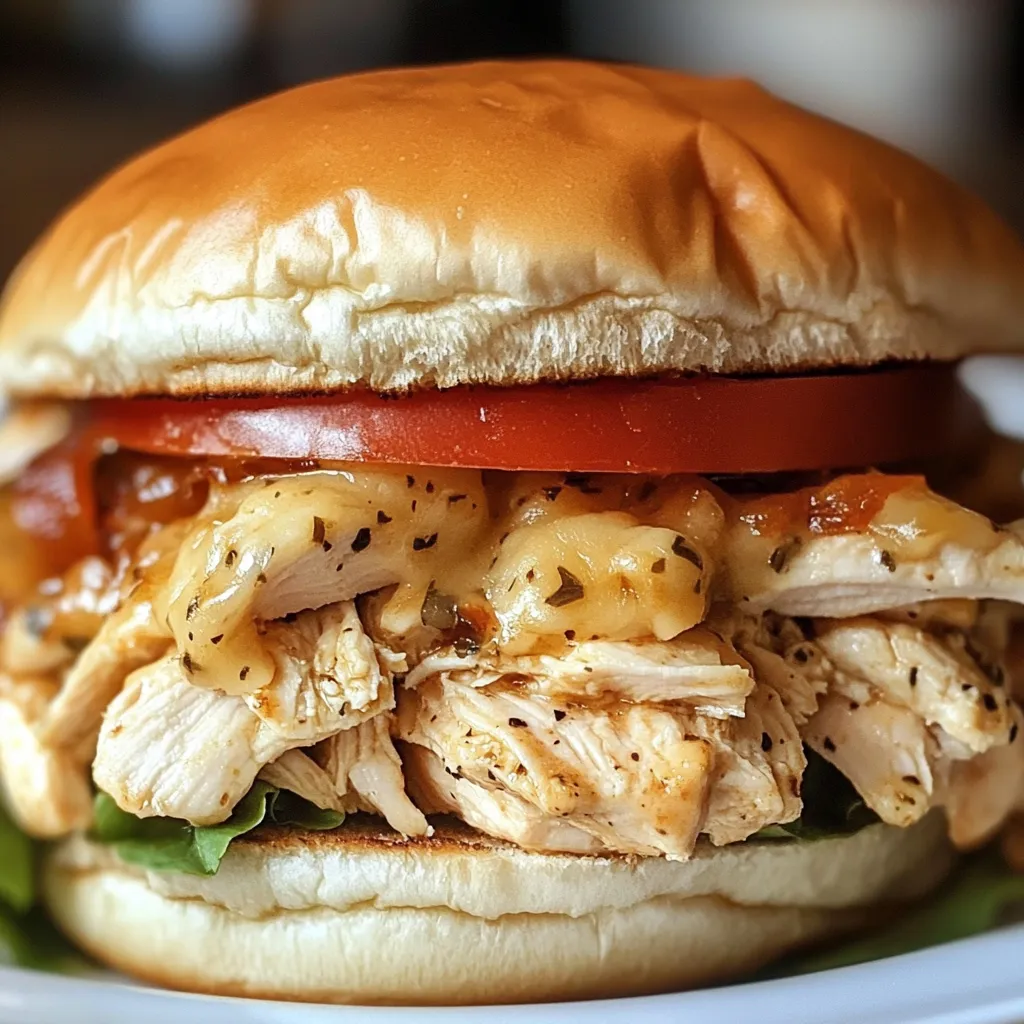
(1, 59, 1024, 1004)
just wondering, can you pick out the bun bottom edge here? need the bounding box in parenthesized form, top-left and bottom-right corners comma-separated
(41, 831, 953, 1006)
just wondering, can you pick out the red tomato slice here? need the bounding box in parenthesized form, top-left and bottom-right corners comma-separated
(82, 365, 979, 474)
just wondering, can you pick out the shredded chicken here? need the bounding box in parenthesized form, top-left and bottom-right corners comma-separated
(0, 675, 92, 837)
(803, 689, 938, 827)
(94, 655, 282, 825)
(405, 628, 755, 718)
(93, 602, 395, 825)
(258, 750, 348, 813)
(251, 602, 400, 741)
(399, 676, 712, 858)
(722, 478, 1024, 617)
(725, 522, 1024, 618)
(2, 463, 1023, 861)
(398, 668, 802, 859)
(813, 618, 1012, 756)
(699, 679, 805, 843)
(787, 613, 1017, 837)
(944, 704, 1024, 848)
(723, 612, 828, 726)
(40, 599, 169, 749)
(402, 742, 604, 854)
(315, 714, 430, 836)
(157, 469, 489, 693)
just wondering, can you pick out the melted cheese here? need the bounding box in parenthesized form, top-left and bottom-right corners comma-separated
(154, 469, 727, 691)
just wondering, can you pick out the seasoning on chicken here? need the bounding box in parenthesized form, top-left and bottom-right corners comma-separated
(803, 690, 937, 827)
(813, 618, 1012, 755)
(402, 742, 605, 855)
(398, 657, 804, 859)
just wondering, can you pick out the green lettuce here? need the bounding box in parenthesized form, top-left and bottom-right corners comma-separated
(0, 802, 81, 971)
(0, 802, 33, 914)
(91, 782, 344, 876)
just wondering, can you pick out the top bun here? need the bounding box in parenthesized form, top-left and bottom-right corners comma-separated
(2, 60, 1023, 399)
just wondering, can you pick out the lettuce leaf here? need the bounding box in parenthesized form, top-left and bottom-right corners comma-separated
(0, 802, 83, 971)
(0, 802, 33, 913)
(91, 782, 344, 876)
(0, 905, 83, 971)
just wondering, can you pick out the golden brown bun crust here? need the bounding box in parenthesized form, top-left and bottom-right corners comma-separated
(1, 60, 1023, 399)
(43, 814, 954, 1004)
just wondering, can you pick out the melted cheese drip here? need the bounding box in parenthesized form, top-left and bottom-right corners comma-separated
(151, 469, 726, 692)
(159, 468, 489, 693)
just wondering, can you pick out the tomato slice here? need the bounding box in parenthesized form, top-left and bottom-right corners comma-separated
(82, 365, 979, 474)
(1, 365, 983, 584)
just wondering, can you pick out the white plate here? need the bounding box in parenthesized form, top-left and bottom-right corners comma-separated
(3, 925, 1024, 1024)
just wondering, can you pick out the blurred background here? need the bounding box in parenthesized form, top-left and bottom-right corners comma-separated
(2, 0, 1024, 288)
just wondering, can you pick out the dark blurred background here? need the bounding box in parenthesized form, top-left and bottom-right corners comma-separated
(2, 0, 1023, 287)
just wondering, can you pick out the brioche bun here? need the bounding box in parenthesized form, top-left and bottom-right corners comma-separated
(1, 61, 1023, 400)
(44, 814, 953, 1005)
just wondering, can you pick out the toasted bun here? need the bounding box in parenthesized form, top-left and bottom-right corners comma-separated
(44, 814, 953, 1005)
(2, 61, 1024, 400)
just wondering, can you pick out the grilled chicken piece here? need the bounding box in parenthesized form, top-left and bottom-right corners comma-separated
(878, 600, 980, 631)
(722, 476, 1024, 618)
(402, 742, 604, 854)
(399, 671, 803, 859)
(943, 704, 1024, 848)
(405, 628, 755, 719)
(158, 469, 488, 694)
(724, 613, 828, 726)
(399, 677, 713, 858)
(39, 599, 169, 750)
(0, 675, 92, 837)
(253, 602, 401, 742)
(258, 750, 348, 813)
(94, 655, 281, 825)
(699, 680, 805, 843)
(315, 714, 429, 836)
(37, 522, 197, 750)
(94, 603, 394, 825)
(751, 609, 1019, 835)
(803, 689, 937, 827)
(813, 618, 1012, 756)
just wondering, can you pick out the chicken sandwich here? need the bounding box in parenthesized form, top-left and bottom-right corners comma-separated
(1, 61, 1024, 1003)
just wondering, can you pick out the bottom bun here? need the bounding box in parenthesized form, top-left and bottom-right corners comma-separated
(44, 813, 954, 1005)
